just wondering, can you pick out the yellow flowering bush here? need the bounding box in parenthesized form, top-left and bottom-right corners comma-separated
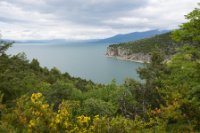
(77, 115, 91, 125)
(31, 92, 42, 103)
(49, 101, 73, 131)
(0, 92, 171, 132)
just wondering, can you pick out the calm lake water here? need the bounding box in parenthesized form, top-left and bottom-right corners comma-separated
(7, 43, 142, 84)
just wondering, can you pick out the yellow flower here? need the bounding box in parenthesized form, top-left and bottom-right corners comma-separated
(31, 95, 36, 103)
(55, 119, 60, 124)
(94, 115, 99, 121)
(55, 117, 61, 124)
(60, 109, 69, 116)
(31, 93, 43, 103)
(77, 115, 90, 125)
(64, 121, 68, 128)
(28, 120, 35, 128)
(37, 93, 42, 98)
(35, 111, 41, 116)
(41, 104, 49, 109)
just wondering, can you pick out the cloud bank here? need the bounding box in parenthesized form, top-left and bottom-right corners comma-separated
(0, 0, 198, 40)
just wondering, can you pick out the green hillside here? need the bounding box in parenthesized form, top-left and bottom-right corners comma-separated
(109, 32, 181, 55)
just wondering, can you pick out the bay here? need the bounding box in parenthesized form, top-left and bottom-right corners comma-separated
(7, 43, 142, 84)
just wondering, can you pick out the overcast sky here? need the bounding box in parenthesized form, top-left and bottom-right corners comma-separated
(0, 0, 199, 40)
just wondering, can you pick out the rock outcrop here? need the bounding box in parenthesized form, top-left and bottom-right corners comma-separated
(106, 46, 151, 63)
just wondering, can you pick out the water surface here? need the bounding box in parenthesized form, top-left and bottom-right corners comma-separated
(7, 43, 142, 84)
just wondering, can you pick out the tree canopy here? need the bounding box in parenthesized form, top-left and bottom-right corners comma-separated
(0, 40, 12, 55)
(172, 3, 200, 46)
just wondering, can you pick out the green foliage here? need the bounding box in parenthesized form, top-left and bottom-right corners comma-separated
(30, 58, 41, 71)
(0, 93, 169, 133)
(82, 98, 117, 116)
(157, 46, 200, 131)
(0, 40, 12, 55)
(172, 3, 200, 45)
(109, 32, 178, 55)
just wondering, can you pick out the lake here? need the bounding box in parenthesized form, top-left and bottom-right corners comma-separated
(7, 43, 142, 84)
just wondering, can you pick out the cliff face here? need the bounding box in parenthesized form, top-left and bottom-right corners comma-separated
(106, 46, 151, 63)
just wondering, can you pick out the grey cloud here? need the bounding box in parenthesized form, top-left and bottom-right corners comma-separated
(0, 16, 28, 23)
(0, 0, 199, 40)
(3, 0, 148, 26)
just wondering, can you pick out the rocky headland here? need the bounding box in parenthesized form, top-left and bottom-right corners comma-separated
(106, 46, 151, 63)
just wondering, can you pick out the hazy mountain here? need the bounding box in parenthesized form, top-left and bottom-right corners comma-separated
(95, 30, 169, 44)
(4, 30, 169, 45)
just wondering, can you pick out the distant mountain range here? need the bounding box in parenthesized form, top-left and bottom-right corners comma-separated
(95, 30, 169, 44)
(5, 30, 169, 44)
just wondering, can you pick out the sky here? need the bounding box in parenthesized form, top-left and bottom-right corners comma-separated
(0, 0, 199, 40)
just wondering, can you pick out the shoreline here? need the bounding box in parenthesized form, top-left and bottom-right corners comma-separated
(105, 55, 147, 64)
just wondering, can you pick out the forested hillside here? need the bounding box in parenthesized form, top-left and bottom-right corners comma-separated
(0, 4, 200, 133)
(108, 32, 179, 55)
(106, 32, 180, 62)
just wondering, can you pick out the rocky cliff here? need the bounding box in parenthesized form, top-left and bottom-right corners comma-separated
(106, 46, 151, 63)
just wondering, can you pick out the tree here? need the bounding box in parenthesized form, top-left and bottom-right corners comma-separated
(0, 41, 12, 56)
(30, 59, 40, 71)
(172, 3, 200, 46)
(137, 50, 167, 109)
